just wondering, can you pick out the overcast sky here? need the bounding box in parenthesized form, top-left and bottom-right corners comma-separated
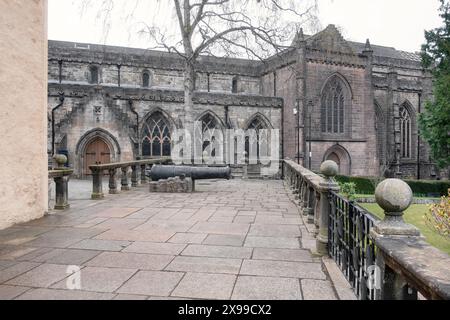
(48, 0, 443, 53)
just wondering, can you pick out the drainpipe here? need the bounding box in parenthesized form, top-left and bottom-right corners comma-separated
(128, 99, 140, 158)
(51, 93, 65, 156)
(58, 60, 63, 84)
(417, 92, 422, 180)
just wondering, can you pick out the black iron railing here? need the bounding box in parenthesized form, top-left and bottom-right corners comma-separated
(328, 191, 379, 300)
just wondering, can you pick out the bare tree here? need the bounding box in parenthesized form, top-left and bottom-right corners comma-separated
(81, 0, 318, 126)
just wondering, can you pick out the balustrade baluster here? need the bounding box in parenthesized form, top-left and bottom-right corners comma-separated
(109, 168, 118, 194)
(121, 166, 131, 191)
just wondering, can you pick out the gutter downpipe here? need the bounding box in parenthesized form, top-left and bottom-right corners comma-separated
(51, 93, 65, 156)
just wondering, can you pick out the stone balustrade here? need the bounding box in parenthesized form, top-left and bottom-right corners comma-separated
(370, 179, 450, 300)
(283, 159, 450, 300)
(283, 159, 339, 255)
(48, 168, 73, 210)
(89, 157, 171, 199)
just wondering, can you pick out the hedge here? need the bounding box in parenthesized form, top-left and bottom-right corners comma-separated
(334, 175, 450, 197)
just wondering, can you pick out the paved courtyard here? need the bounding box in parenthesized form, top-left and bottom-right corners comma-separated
(0, 179, 338, 300)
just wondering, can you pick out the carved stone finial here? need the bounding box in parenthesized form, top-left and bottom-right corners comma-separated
(372, 179, 420, 236)
(364, 38, 373, 53)
(320, 160, 339, 178)
(53, 154, 68, 168)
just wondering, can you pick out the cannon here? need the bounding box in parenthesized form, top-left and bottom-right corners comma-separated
(149, 165, 231, 192)
(150, 165, 231, 182)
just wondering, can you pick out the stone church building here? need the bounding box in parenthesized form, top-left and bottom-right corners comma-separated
(48, 24, 440, 179)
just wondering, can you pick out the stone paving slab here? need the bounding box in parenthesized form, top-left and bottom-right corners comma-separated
(0, 262, 40, 283)
(85, 252, 174, 270)
(248, 224, 301, 237)
(252, 248, 313, 262)
(189, 222, 250, 235)
(301, 279, 337, 300)
(171, 272, 236, 300)
(123, 242, 186, 255)
(181, 244, 253, 259)
(16, 288, 115, 300)
(0, 285, 30, 300)
(28, 248, 101, 265)
(51, 267, 137, 293)
(240, 260, 327, 280)
(244, 236, 301, 249)
(68, 239, 131, 252)
(6, 264, 70, 288)
(202, 234, 246, 247)
(165, 256, 242, 274)
(0, 179, 338, 300)
(168, 233, 207, 244)
(231, 276, 302, 300)
(117, 271, 184, 296)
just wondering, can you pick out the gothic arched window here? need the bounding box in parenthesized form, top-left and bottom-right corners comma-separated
(399, 106, 412, 159)
(198, 113, 222, 159)
(142, 112, 171, 157)
(245, 117, 267, 162)
(321, 76, 347, 134)
(142, 71, 150, 88)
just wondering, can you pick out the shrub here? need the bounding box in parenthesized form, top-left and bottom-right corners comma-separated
(335, 175, 450, 197)
(425, 189, 450, 239)
(335, 175, 374, 195)
(339, 182, 357, 201)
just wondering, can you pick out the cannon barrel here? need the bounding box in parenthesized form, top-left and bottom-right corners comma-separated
(150, 165, 231, 181)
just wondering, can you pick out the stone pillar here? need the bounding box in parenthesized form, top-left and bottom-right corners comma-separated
(108, 168, 118, 194)
(121, 167, 130, 191)
(54, 175, 70, 210)
(131, 165, 139, 187)
(316, 160, 340, 255)
(91, 169, 104, 199)
(370, 179, 420, 300)
(140, 164, 148, 184)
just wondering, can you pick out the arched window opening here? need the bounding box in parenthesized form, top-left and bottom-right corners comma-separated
(89, 66, 99, 84)
(399, 106, 412, 159)
(142, 71, 150, 87)
(232, 77, 238, 93)
(321, 76, 347, 134)
(199, 113, 222, 160)
(245, 117, 267, 164)
(142, 112, 171, 157)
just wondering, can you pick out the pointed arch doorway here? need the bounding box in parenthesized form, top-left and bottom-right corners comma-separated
(84, 138, 111, 175)
(324, 145, 351, 176)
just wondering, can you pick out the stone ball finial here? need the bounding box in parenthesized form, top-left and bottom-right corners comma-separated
(320, 160, 339, 178)
(53, 154, 68, 166)
(375, 179, 413, 214)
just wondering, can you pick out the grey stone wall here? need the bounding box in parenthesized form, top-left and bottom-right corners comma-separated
(47, 26, 440, 179)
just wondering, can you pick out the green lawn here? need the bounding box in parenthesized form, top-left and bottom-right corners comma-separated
(360, 203, 450, 255)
